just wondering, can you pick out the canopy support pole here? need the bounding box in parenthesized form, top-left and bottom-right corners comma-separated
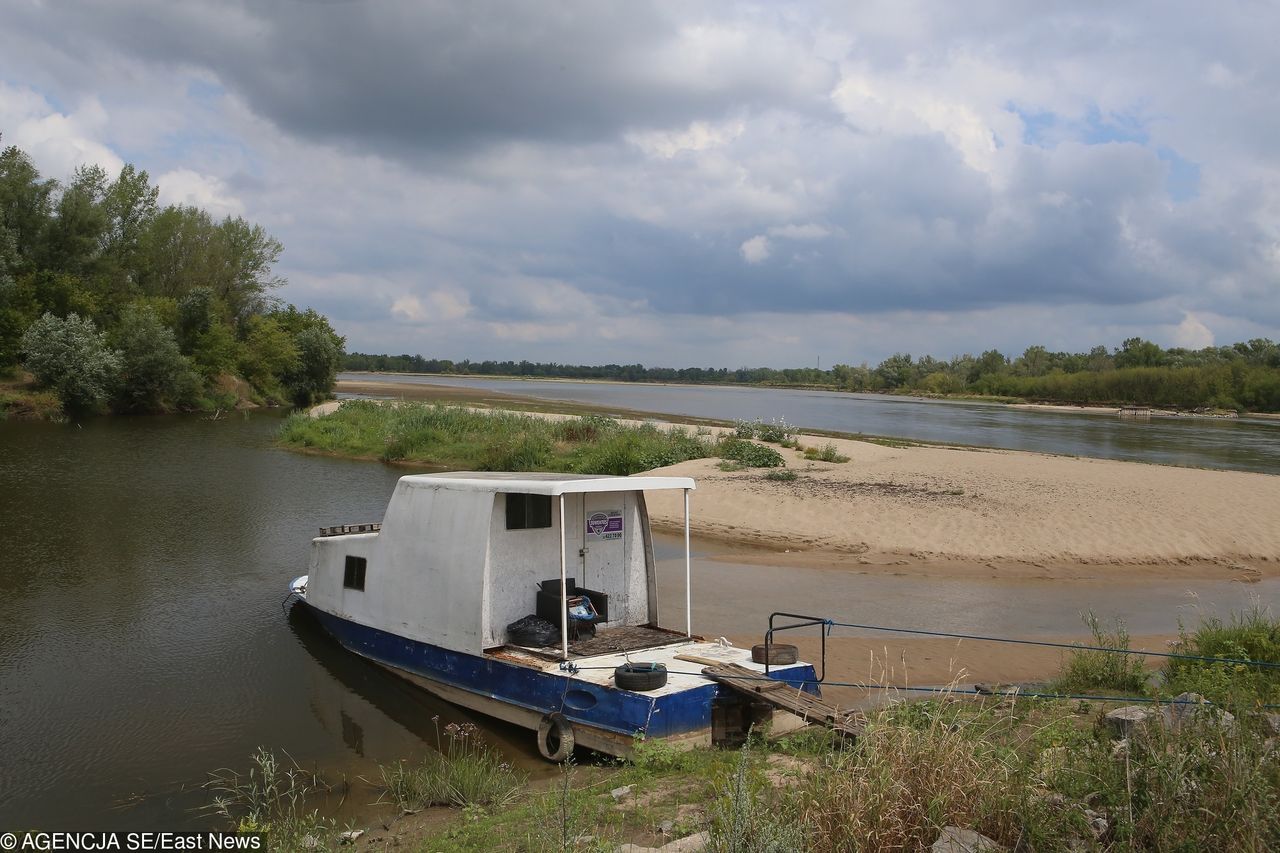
(684, 488, 692, 637)
(559, 493, 569, 660)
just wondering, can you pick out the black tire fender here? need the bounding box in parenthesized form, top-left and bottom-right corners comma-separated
(751, 643, 799, 665)
(537, 712, 575, 762)
(613, 662, 669, 692)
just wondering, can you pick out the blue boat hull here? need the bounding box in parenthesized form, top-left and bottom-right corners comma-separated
(301, 601, 818, 747)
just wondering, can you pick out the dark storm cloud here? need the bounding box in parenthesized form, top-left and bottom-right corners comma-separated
(10, 0, 837, 154)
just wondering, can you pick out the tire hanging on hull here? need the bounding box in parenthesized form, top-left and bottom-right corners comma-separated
(537, 712, 575, 762)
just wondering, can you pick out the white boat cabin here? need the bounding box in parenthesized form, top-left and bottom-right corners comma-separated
(305, 472, 695, 658)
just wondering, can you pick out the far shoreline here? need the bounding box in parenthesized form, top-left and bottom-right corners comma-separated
(340, 370, 1274, 422)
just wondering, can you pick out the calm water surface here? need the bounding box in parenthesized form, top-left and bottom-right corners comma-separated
(0, 414, 541, 830)
(343, 373, 1280, 475)
(1, 414, 1275, 829)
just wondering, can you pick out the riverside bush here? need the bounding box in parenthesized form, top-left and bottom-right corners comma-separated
(734, 417, 796, 444)
(1163, 608, 1280, 709)
(717, 437, 785, 468)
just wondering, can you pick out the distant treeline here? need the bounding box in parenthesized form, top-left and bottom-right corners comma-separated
(347, 337, 1280, 412)
(0, 141, 343, 416)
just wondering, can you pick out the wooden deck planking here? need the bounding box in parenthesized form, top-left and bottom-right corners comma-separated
(703, 663, 865, 738)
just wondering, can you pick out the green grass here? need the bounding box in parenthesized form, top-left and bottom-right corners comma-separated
(763, 468, 798, 482)
(223, 679, 1280, 851)
(1163, 607, 1280, 710)
(1052, 612, 1150, 695)
(280, 401, 791, 473)
(278, 401, 715, 473)
(379, 722, 525, 810)
(717, 436, 785, 468)
(734, 417, 797, 445)
(802, 442, 850, 463)
(0, 386, 64, 420)
(206, 748, 349, 851)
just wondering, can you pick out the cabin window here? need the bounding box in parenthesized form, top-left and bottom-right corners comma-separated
(343, 555, 367, 590)
(506, 493, 552, 530)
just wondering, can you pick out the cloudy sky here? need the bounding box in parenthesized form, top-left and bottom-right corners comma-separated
(2, 1, 1277, 367)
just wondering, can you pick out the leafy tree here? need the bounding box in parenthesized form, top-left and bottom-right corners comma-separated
(1017, 345, 1052, 376)
(98, 164, 159, 299)
(216, 216, 283, 322)
(0, 145, 57, 271)
(112, 305, 199, 412)
(874, 353, 916, 389)
(177, 286, 217, 353)
(274, 308, 344, 406)
(137, 205, 214, 299)
(285, 326, 342, 405)
(40, 164, 110, 277)
(1115, 337, 1165, 369)
(238, 315, 298, 390)
(136, 207, 283, 321)
(20, 312, 121, 410)
(189, 321, 241, 382)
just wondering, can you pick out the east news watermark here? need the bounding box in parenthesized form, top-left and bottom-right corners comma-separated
(0, 832, 263, 851)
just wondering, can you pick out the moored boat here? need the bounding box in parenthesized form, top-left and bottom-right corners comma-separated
(288, 472, 817, 759)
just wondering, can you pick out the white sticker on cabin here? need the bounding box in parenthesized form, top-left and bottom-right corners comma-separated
(586, 510, 623, 540)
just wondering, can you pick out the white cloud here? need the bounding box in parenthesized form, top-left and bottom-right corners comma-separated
(391, 290, 472, 323)
(1172, 312, 1215, 349)
(769, 222, 830, 240)
(740, 235, 771, 263)
(156, 168, 244, 217)
(0, 83, 123, 178)
(626, 119, 745, 159)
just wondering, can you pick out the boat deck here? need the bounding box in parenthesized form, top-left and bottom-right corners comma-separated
(549, 640, 813, 699)
(489, 624, 691, 665)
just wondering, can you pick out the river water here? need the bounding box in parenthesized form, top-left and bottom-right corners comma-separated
(1, 413, 1276, 830)
(341, 373, 1280, 475)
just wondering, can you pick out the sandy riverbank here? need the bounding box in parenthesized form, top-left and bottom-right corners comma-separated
(315, 390, 1280, 580)
(641, 432, 1280, 580)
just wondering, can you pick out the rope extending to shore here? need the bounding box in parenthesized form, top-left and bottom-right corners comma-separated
(560, 664, 1280, 709)
(821, 619, 1280, 670)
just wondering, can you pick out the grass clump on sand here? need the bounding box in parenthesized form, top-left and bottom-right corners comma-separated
(379, 722, 525, 810)
(717, 436, 785, 468)
(1163, 607, 1280, 710)
(207, 748, 348, 851)
(802, 442, 850, 463)
(278, 401, 714, 474)
(1052, 607, 1280, 712)
(1052, 612, 1149, 695)
(734, 417, 798, 447)
(280, 401, 792, 474)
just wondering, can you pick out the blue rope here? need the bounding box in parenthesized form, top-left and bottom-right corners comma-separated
(825, 619, 1280, 671)
(562, 664, 1280, 709)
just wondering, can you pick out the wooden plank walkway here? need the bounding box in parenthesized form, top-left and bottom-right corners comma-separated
(703, 663, 865, 738)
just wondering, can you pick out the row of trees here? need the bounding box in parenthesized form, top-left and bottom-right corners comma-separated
(343, 353, 836, 386)
(0, 142, 343, 414)
(347, 336, 1280, 412)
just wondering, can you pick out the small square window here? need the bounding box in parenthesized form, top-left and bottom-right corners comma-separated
(343, 555, 367, 590)
(506, 493, 552, 530)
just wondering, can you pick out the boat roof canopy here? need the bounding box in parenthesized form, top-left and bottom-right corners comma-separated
(400, 471, 696, 496)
